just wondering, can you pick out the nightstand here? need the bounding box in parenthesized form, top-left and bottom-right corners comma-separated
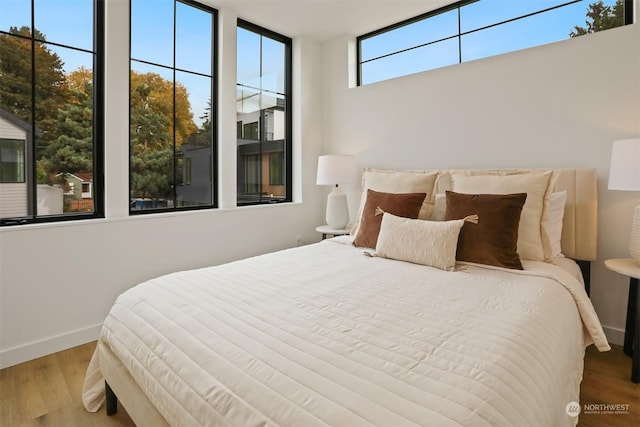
(316, 225, 350, 240)
(604, 258, 640, 383)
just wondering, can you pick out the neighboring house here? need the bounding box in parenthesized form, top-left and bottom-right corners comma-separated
(236, 97, 286, 205)
(175, 143, 213, 207)
(0, 108, 65, 217)
(176, 98, 287, 206)
(56, 171, 94, 212)
(58, 171, 94, 200)
(0, 109, 33, 218)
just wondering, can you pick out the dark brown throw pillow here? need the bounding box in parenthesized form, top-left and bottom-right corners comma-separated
(353, 189, 427, 248)
(445, 191, 527, 270)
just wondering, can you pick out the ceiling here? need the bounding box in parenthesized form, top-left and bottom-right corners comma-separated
(208, 0, 454, 41)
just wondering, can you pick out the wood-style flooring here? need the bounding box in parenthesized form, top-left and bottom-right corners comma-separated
(0, 341, 638, 426)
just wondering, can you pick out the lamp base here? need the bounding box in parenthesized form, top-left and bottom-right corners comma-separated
(326, 186, 349, 229)
(630, 205, 640, 265)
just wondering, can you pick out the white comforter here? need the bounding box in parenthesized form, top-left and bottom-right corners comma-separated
(83, 238, 610, 427)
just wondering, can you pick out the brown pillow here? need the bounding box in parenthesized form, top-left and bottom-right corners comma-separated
(353, 189, 426, 248)
(445, 191, 527, 270)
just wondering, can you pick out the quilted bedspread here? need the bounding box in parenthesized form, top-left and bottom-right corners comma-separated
(83, 237, 609, 427)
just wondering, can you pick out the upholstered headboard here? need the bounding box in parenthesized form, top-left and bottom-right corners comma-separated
(430, 168, 598, 261)
(552, 168, 598, 261)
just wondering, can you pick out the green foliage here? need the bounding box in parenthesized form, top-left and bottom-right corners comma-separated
(45, 68, 94, 176)
(36, 160, 49, 184)
(0, 26, 69, 151)
(570, 0, 625, 37)
(130, 147, 174, 200)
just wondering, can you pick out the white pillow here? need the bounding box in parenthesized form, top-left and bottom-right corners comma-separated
(542, 191, 567, 260)
(375, 212, 464, 271)
(351, 169, 439, 235)
(450, 171, 554, 261)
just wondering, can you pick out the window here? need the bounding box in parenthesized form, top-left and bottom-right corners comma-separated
(243, 122, 259, 140)
(358, 0, 633, 85)
(0, 139, 25, 183)
(269, 152, 284, 186)
(0, 0, 104, 225)
(130, 0, 217, 213)
(184, 158, 192, 185)
(237, 20, 292, 206)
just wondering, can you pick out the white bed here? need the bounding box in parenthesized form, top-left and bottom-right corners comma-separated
(82, 167, 609, 427)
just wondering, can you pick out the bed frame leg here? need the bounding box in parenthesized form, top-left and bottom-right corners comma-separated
(577, 260, 591, 296)
(105, 381, 118, 416)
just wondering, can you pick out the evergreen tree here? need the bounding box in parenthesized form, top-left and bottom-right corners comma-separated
(187, 98, 214, 147)
(46, 67, 94, 177)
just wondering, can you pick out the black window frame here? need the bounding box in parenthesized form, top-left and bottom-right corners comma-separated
(357, 0, 635, 86)
(0, 0, 105, 226)
(236, 19, 293, 206)
(128, 0, 218, 215)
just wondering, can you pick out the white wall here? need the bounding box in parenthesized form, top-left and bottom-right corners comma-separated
(0, 4, 326, 368)
(322, 22, 640, 345)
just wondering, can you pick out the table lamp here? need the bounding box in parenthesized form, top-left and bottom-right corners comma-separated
(316, 155, 356, 229)
(608, 138, 640, 264)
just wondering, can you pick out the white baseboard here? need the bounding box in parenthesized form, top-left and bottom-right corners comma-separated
(0, 324, 103, 369)
(601, 324, 625, 347)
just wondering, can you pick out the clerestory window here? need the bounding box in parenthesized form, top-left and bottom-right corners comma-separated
(358, 0, 634, 86)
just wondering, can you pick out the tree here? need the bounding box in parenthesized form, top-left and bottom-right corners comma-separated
(0, 26, 70, 151)
(45, 67, 94, 178)
(129, 71, 198, 200)
(570, 0, 625, 37)
(129, 71, 197, 149)
(130, 147, 174, 201)
(186, 98, 214, 147)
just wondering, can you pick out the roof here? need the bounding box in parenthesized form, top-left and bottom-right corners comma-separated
(55, 171, 93, 182)
(0, 108, 42, 136)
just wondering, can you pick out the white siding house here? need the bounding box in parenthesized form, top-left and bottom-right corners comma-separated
(0, 109, 30, 218)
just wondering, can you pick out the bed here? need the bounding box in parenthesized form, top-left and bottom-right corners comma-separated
(82, 167, 610, 427)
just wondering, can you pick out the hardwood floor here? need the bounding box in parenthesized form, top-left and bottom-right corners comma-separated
(1, 341, 638, 426)
(579, 345, 640, 427)
(0, 342, 134, 426)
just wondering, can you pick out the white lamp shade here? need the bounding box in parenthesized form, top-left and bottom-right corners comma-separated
(316, 155, 356, 186)
(608, 138, 640, 191)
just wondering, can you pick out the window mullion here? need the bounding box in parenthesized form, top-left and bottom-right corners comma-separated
(173, 0, 178, 208)
(457, 5, 462, 64)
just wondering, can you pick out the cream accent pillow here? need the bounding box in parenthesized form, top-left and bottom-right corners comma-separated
(375, 212, 464, 271)
(541, 191, 567, 260)
(451, 171, 553, 261)
(432, 193, 446, 221)
(351, 169, 439, 235)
